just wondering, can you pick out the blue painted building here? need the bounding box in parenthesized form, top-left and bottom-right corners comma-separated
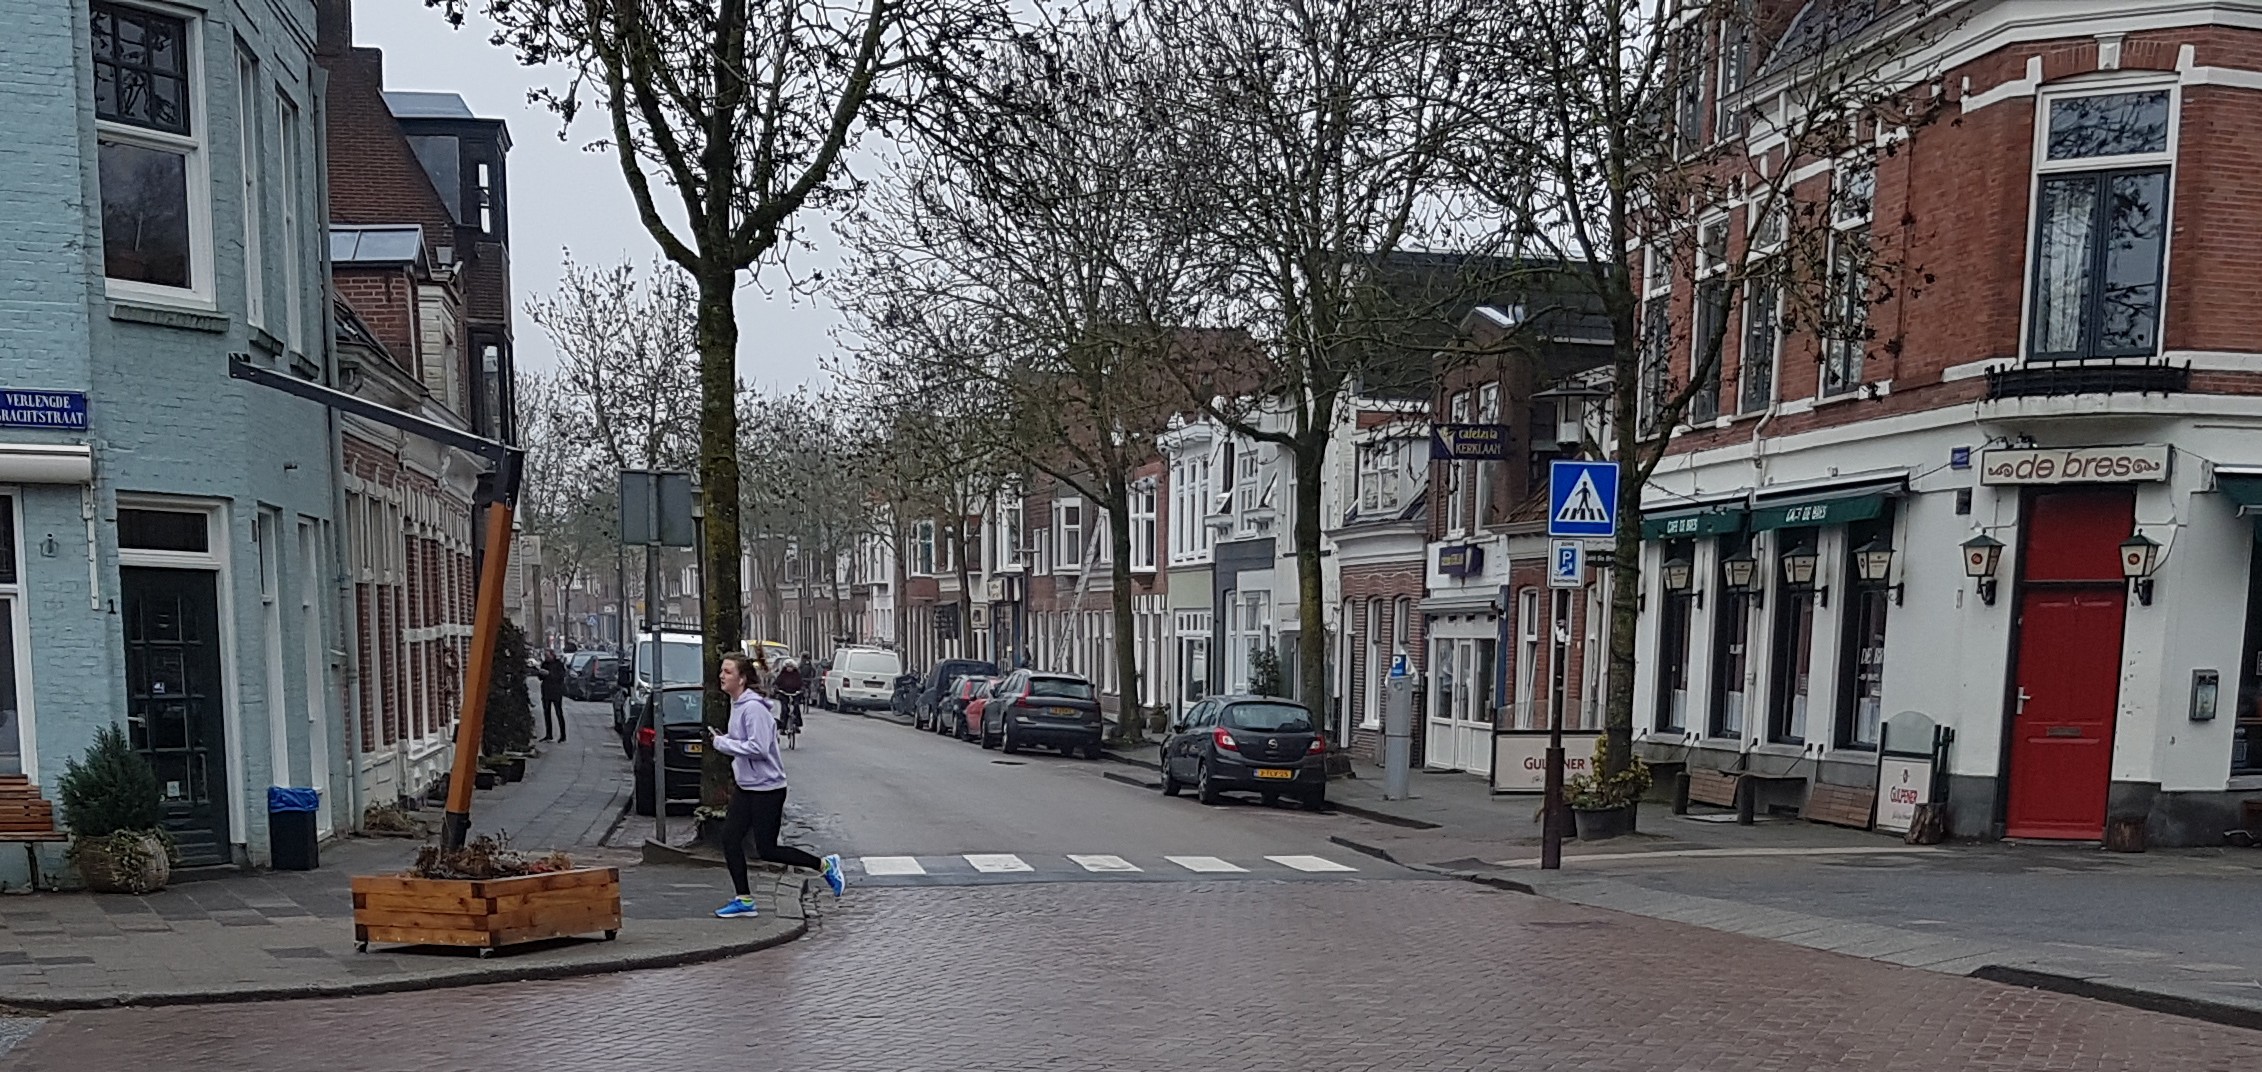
(0, 0, 345, 876)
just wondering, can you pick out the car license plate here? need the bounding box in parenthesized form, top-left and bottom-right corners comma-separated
(683, 741, 703, 754)
(1255, 768, 1295, 780)
(1049, 706, 1076, 717)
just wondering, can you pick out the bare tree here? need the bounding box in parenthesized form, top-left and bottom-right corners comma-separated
(526, 254, 700, 474)
(1457, 0, 1954, 774)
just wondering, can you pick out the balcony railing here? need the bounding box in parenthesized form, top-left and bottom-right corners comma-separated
(1985, 358, 2190, 400)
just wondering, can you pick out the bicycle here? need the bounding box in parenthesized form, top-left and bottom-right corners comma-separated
(776, 688, 805, 749)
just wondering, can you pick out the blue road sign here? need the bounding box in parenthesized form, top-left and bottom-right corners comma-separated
(1548, 460, 1619, 538)
(1548, 540, 1584, 588)
(1388, 654, 1412, 678)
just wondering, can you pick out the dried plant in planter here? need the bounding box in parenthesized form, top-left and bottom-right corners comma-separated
(361, 804, 427, 838)
(408, 834, 575, 880)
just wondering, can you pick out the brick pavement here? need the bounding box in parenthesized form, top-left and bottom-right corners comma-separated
(0, 700, 812, 1008)
(7, 880, 2260, 1070)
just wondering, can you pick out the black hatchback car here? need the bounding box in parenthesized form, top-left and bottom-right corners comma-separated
(566, 652, 620, 701)
(632, 687, 705, 816)
(981, 671, 1105, 758)
(1159, 695, 1327, 809)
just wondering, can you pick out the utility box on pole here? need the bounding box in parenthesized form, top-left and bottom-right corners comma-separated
(1382, 669, 1416, 801)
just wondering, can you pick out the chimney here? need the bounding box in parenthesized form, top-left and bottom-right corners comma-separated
(316, 0, 353, 57)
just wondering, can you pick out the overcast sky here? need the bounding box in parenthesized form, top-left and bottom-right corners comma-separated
(356, 4, 841, 392)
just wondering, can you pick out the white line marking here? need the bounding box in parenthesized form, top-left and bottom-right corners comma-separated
(1165, 855, 1247, 873)
(860, 856, 926, 876)
(964, 853, 1034, 873)
(1266, 854, 1357, 873)
(1067, 854, 1142, 872)
(1488, 845, 1940, 869)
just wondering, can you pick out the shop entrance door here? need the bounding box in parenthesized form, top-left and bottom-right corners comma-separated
(2004, 488, 2132, 840)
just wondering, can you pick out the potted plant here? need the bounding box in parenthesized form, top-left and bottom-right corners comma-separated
(57, 725, 174, 893)
(1563, 737, 1651, 841)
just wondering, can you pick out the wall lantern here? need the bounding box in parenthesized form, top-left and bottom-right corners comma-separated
(2120, 532, 2160, 607)
(1661, 555, 1702, 608)
(1960, 534, 2003, 606)
(1780, 543, 1826, 607)
(1854, 537, 1903, 606)
(1721, 548, 1763, 609)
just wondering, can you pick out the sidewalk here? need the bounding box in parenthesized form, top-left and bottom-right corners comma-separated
(0, 700, 809, 1009)
(1103, 740, 2262, 1031)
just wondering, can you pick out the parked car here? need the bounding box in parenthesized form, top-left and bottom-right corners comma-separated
(631, 686, 706, 816)
(935, 675, 995, 738)
(1159, 694, 1327, 809)
(616, 629, 706, 755)
(959, 677, 1012, 744)
(823, 647, 904, 711)
(565, 652, 619, 701)
(913, 659, 999, 730)
(978, 670, 1105, 758)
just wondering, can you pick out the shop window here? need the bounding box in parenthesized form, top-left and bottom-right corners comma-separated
(2027, 89, 2172, 361)
(1710, 534, 1754, 739)
(1768, 531, 1820, 744)
(2235, 538, 2262, 776)
(1655, 539, 1694, 733)
(1837, 514, 1893, 749)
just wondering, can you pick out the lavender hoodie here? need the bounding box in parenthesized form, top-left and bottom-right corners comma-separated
(708, 689, 787, 791)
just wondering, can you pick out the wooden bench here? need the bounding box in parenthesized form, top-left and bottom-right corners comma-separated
(1679, 768, 1806, 825)
(0, 775, 65, 890)
(1802, 782, 1878, 830)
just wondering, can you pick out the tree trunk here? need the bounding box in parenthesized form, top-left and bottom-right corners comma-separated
(695, 268, 746, 809)
(1292, 443, 1329, 735)
(1603, 336, 1642, 779)
(1106, 470, 1144, 744)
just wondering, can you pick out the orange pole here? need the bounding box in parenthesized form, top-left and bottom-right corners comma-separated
(441, 501, 516, 850)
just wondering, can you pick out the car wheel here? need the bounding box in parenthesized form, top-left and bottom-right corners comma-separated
(632, 772, 655, 817)
(1196, 761, 1222, 806)
(1002, 724, 1019, 754)
(1160, 763, 1181, 797)
(981, 723, 998, 750)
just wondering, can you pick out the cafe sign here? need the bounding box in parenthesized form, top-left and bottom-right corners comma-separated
(1430, 423, 1510, 461)
(1979, 445, 2168, 486)
(1437, 544, 1485, 578)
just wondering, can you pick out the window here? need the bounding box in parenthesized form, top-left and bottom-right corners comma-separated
(94, 2, 208, 298)
(1514, 587, 1539, 729)
(1393, 596, 1410, 653)
(1638, 248, 1672, 435)
(1656, 540, 1694, 733)
(1235, 444, 1260, 529)
(1739, 270, 1780, 413)
(235, 47, 262, 327)
(1362, 597, 1382, 726)
(1130, 482, 1157, 572)
(1356, 438, 1410, 516)
(1000, 489, 1024, 569)
(1475, 384, 1501, 526)
(0, 497, 21, 775)
(1821, 226, 1870, 396)
(1054, 499, 1083, 570)
(910, 520, 936, 577)
(2028, 89, 2173, 361)
(1838, 515, 1892, 749)
(1691, 281, 1728, 423)
(1716, 13, 1752, 140)
(1710, 534, 1753, 739)
(1445, 392, 1470, 532)
(1672, 24, 1704, 155)
(119, 507, 210, 552)
(275, 92, 303, 350)
(1768, 532, 1819, 744)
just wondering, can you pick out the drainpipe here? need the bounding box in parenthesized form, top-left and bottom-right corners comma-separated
(323, 404, 363, 829)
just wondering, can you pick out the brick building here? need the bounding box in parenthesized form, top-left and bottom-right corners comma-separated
(1629, 0, 2262, 844)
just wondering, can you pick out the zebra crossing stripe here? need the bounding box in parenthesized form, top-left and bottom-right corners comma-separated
(1066, 854, 1142, 872)
(1165, 855, 1247, 873)
(1267, 854, 1357, 873)
(964, 853, 1034, 873)
(860, 856, 925, 876)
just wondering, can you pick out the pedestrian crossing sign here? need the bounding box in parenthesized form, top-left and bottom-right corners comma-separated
(1548, 460, 1618, 538)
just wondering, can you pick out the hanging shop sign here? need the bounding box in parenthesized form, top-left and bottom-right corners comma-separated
(1437, 544, 1485, 578)
(1979, 445, 2169, 486)
(1430, 423, 1510, 460)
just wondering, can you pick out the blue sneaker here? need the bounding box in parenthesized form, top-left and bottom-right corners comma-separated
(820, 854, 847, 898)
(714, 896, 759, 919)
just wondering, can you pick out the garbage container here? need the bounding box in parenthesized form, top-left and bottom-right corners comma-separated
(268, 787, 320, 871)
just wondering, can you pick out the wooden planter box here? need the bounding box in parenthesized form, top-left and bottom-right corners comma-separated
(352, 867, 621, 956)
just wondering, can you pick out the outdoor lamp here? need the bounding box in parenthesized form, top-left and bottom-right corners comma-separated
(2120, 532, 2160, 606)
(1960, 534, 2003, 606)
(1721, 548, 1763, 608)
(1661, 555, 1701, 609)
(1854, 537, 1903, 606)
(1780, 543, 1825, 606)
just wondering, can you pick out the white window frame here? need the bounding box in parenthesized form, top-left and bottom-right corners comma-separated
(1690, 215, 1731, 423)
(235, 45, 263, 329)
(910, 520, 936, 577)
(95, 1, 215, 309)
(1638, 246, 1673, 434)
(1130, 481, 1157, 573)
(1054, 498, 1083, 573)
(1234, 443, 1261, 534)
(2019, 80, 2180, 364)
(1515, 587, 1540, 729)
(1475, 384, 1501, 527)
(1445, 392, 1471, 536)
(0, 493, 36, 780)
(1821, 155, 1879, 398)
(1361, 597, 1383, 730)
(275, 89, 304, 351)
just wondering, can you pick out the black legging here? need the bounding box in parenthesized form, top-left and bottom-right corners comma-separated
(722, 786, 824, 897)
(541, 694, 566, 740)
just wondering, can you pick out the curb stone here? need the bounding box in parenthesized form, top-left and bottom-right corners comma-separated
(0, 875, 817, 1012)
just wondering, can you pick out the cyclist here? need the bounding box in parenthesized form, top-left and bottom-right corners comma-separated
(773, 655, 806, 736)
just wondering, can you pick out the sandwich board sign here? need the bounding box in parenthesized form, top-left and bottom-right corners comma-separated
(1548, 460, 1618, 539)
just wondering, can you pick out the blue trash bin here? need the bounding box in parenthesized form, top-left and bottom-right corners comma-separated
(268, 787, 320, 871)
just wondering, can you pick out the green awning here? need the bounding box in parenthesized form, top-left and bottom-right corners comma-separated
(1751, 490, 1888, 532)
(1641, 506, 1747, 540)
(2218, 474, 2262, 514)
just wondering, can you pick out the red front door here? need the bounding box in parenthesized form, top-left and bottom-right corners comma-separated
(2004, 488, 2133, 840)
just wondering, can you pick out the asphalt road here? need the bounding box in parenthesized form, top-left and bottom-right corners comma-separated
(8, 704, 2262, 1070)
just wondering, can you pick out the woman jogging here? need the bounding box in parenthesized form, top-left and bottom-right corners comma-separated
(705, 651, 845, 918)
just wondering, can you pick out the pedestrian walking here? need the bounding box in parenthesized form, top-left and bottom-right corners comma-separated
(705, 651, 845, 918)
(539, 649, 568, 742)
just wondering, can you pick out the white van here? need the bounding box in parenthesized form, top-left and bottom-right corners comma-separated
(825, 647, 904, 711)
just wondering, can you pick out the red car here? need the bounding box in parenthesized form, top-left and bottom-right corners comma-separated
(937, 675, 995, 738)
(958, 677, 1011, 743)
